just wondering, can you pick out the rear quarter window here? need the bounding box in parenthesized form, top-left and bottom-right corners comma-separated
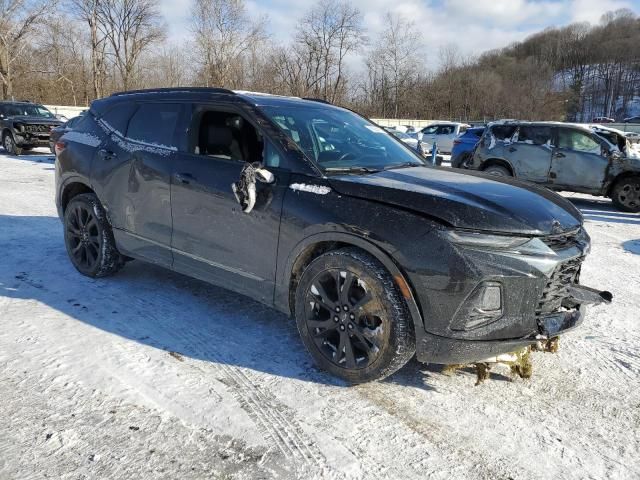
(126, 103, 181, 148)
(99, 103, 138, 135)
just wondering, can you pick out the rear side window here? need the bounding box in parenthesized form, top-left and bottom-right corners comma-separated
(490, 125, 517, 141)
(127, 103, 181, 148)
(517, 126, 552, 145)
(73, 113, 103, 136)
(100, 103, 138, 135)
(470, 128, 484, 138)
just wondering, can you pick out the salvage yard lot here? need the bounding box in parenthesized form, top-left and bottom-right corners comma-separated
(0, 150, 638, 479)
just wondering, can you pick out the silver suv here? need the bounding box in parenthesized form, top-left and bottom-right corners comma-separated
(469, 121, 640, 212)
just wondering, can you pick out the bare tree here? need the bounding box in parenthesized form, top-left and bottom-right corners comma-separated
(97, 0, 165, 90)
(0, 0, 54, 99)
(190, 0, 267, 88)
(70, 0, 108, 99)
(294, 0, 365, 102)
(365, 13, 421, 118)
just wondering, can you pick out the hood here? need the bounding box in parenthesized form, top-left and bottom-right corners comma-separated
(8, 115, 61, 125)
(328, 166, 582, 236)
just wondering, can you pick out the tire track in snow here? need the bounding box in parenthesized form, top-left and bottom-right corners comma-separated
(8, 269, 335, 478)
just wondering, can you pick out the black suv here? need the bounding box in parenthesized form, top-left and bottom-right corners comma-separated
(0, 101, 62, 155)
(54, 88, 610, 382)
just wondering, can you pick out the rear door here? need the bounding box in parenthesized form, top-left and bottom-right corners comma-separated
(507, 125, 553, 183)
(550, 127, 609, 192)
(170, 104, 288, 303)
(92, 101, 183, 266)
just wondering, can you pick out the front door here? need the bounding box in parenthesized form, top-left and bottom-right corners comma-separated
(550, 127, 609, 192)
(170, 106, 287, 303)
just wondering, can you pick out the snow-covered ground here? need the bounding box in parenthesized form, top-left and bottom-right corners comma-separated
(1, 149, 638, 479)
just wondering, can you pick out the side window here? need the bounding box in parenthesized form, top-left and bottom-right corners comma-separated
(127, 103, 181, 148)
(264, 140, 281, 168)
(436, 125, 454, 135)
(558, 129, 600, 154)
(74, 112, 103, 136)
(491, 125, 517, 141)
(518, 126, 552, 146)
(192, 109, 263, 163)
(99, 103, 138, 135)
(422, 125, 438, 135)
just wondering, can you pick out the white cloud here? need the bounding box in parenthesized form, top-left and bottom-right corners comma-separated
(568, 0, 635, 24)
(158, 0, 639, 71)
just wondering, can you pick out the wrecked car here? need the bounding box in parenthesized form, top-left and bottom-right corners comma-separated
(0, 101, 62, 155)
(55, 89, 610, 383)
(468, 121, 640, 212)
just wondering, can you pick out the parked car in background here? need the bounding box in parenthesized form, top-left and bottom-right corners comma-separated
(623, 116, 640, 123)
(50, 114, 85, 153)
(0, 101, 62, 155)
(592, 117, 615, 123)
(418, 122, 471, 153)
(451, 126, 485, 168)
(54, 88, 610, 382)
(469, 121, 640, 212)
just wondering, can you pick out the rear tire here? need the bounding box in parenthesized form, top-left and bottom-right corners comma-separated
(483, 164, 511, 177)
(64, 193, 125, 277)
(3, 133, 23, 156)
(611, 177, 640, 213)
(294, 247, 416, 383)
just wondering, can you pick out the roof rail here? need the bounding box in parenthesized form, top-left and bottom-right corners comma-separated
(302, 97, 332, 105)
(111, 87, 236, 97)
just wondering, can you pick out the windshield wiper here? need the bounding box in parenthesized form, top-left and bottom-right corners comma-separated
(382, 162, 423, 171)
(324, 166, 381, 174)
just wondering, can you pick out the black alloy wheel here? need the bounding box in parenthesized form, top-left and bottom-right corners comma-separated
(304, 269, 386, 370)
(63, 193, 125, 277)
(295, 248, 415, 383)
(66, 203, 102, 272)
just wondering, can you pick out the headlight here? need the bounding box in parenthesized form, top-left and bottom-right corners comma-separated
(444, 230, 554, 255)
(445, 230, 530, 249)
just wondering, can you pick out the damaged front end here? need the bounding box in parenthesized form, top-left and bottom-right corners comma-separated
(413, 225, 612, 370)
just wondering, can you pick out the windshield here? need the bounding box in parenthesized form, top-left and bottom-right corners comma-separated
(260, 105, 424, 172)
(3, 104, 55, 118)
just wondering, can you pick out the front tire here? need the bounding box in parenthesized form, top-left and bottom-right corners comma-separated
(611, 177, 640, 212)
(3, 133, 23, 155)
(294, 248, 416, 383)
(64, 193, 125, 277)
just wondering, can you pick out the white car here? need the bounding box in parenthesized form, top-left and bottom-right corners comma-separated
(418, 122, 471, 153)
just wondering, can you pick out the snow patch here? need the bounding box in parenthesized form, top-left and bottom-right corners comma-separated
(61, 131, 102, 147)
(289, 183, 331, 195)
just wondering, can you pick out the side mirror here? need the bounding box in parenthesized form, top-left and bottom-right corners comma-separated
(255, 168, 275, 184)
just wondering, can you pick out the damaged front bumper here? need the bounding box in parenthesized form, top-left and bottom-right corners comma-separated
(416, 283, 611, 365)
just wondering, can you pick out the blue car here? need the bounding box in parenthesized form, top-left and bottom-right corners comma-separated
(451, 127, 484, 168)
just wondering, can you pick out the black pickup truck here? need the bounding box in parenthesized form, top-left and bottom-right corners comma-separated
(0, 101, 62, 155)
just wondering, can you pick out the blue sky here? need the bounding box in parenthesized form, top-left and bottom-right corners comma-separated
(159, 0, 640, 69)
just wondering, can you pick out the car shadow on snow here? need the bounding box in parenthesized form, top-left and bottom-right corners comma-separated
(622, 239, 640, 255)
(567, 197, 640, 226)
(0, 149, 55, 164)
(0, 214, 438, 390)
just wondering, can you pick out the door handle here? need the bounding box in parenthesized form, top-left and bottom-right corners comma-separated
(555, 152, 566, 158)
(175, 173, 194, 184)
(98, 148, 116, 160)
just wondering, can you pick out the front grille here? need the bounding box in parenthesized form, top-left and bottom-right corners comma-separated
(542, 228, 581, 251)
(24, 124, 50, 133)
(536, 257, 583, 317)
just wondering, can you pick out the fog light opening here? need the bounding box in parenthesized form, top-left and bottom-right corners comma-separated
(451, 281, 504, 331)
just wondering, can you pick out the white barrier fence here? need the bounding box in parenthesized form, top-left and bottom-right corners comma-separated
(45, 105, 87, 120)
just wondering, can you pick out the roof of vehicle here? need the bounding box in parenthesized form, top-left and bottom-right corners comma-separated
(0, 100, 39, 105)
(105, 87, 339, 110)
(487, 119, 596, 133)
